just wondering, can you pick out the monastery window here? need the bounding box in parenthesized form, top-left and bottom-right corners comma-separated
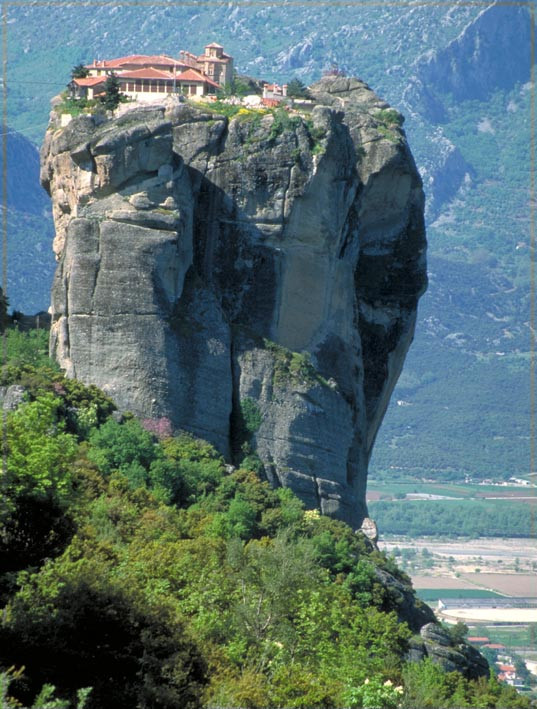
(135, 80, 142, 92)
(127, 82, 134, 91)
(158, 81, 165, 93)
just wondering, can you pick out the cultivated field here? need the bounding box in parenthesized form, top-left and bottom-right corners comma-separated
(416, 588, 502, 601)
(441, 608, 537, 623)
(380, 537, 537, 575)
(412, 575, 478, 589)
(459, 573, 537, 597)
(367, 480, 534, 501)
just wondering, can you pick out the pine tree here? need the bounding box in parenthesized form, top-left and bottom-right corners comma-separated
(100, 73, 122, 111)
(286, 78, 310, 99)
(71, 64, 89, 79)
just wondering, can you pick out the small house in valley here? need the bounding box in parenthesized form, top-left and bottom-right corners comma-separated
(262, 82, 288, 101)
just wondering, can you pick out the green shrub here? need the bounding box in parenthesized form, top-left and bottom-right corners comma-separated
(88, 417, 157, 480)
(268, 107, 301, 141)
(55, 94, 102, 117)
(374, 108, 404, 126)
(263, 338, 330, 389)
(3, 328, 54, 369)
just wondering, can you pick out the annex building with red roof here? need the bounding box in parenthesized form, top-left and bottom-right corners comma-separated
(70, 42, 233, 102)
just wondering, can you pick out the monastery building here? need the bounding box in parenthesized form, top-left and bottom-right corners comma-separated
(71, 42, 233, 102)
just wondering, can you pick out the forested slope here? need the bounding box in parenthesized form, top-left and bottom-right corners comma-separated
(0, 331, 529, 709)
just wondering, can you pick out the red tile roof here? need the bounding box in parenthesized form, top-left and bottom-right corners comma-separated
(205, 42, 223, 48)
(117, 67, 175, 80)
(483, 643, 505, 649)
(73, 76, 107, 87)
(176, 69, 220, 88)
(87, 55, 185, 69)
(467, 637, 490, 643)
(497, 665, 516, 673)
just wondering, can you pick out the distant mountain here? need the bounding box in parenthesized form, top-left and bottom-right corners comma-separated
(6, 1, 534, 478)
(5, 131, 49, 215)
(0, 130, 55, 313)
(414, 4, 531, 104)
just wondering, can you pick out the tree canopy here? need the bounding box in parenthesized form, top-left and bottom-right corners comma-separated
(286, 78, 310, 99)
(100, 73, 123, 110)
(70, 64, 89, 79)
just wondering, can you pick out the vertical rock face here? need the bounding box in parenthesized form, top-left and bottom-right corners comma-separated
(41, 76, 427, 528)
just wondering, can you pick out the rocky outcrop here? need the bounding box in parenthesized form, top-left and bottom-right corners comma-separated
(0, 385, 25, 412)
(408, 623, 489, 680)
(375, 568, 436, 633)
(41, 76, 427, 529)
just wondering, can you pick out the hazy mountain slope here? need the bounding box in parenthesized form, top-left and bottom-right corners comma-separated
(1, 131, 55, 313)
(6, 1, 534, 478)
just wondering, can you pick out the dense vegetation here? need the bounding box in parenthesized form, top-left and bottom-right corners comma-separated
(0, 331, 526, 709)
(0, 330, 530, 708)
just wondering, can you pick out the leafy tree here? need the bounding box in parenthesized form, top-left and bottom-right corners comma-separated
(448, 621, 469, 645)
(513, 654, 532, 686)
(149, 433, 225, 505)
(401, 658, 454, 708)
(0, 332, 114, 439)
(52, 377, 115, 439)
(4, 393, 77, 502)
(88, 417, 157, 481)
(0, 365, 527, 709)
(401, 660, 530, 709)
(0, 667, 91, 708)
(0, 393, 78, 598)
(0, 492, 76, 601)
(0, 568, 206, 709)
(345, 676, 403, 709)
(230, 71, 262, 97)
